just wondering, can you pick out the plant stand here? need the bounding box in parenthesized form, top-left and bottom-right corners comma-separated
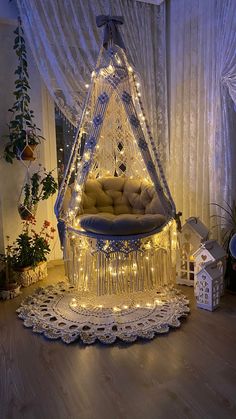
(14, 261, 48, 287)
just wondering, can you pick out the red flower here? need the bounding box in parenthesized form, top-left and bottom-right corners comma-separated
(50, 227, 56, 233)
(43, 220, 50, 228)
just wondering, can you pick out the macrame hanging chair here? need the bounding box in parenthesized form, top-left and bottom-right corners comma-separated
(55, 15, 180, 297)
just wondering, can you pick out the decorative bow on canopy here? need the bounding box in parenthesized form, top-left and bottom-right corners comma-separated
(96, 15, 125, 50)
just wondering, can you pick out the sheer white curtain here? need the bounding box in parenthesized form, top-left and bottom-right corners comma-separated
(17, 0, 169, 164)
(168, 0, 236, 229)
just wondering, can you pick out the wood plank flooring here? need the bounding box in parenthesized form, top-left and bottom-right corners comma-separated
(1, 263, 236, 419)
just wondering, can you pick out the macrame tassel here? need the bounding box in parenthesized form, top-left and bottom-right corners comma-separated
(65, 222, 177, 297)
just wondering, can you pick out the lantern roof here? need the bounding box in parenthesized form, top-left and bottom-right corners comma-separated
(197, 261, 222, 280)
(193, 240, 226, 260)
(182, 217, 209, 240)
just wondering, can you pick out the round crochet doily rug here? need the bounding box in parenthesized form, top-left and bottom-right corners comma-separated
(17, 282, 190, 344)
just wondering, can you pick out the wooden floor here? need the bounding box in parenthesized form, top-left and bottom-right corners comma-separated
(1, 264, 236, 419)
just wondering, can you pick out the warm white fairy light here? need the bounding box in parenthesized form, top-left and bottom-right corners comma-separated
(85, 84, 89, 89)
(74, 184, 81, 192)
(113, 306, 121, 312)
(128, 66, 133, 72)
(84, 151, 90, 161)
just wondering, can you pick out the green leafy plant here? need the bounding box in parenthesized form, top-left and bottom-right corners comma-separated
(211, 201, 236, 250)
(20, 168, 58, 218)
(211, 201, 236, 290)
(8, 218, 56, 269)
(3, 18, 45, 163)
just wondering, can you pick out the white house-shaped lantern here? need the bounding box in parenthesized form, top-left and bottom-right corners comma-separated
(194, 262, 221, 311)
(176, 217, 209, 286)
(193, 240, 226, 295)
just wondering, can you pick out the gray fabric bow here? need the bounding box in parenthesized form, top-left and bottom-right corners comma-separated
(96, 15, 125, 50)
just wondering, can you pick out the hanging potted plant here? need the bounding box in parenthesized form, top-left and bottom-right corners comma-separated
(8, 218, 56, 287)
(3, 18, 45, 164)
(18, 167, 58, 220)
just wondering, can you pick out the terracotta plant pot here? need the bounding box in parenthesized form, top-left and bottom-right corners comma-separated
(20, 144, 37, 161)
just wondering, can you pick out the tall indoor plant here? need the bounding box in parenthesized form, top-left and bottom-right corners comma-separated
(3, 18, 44, 163)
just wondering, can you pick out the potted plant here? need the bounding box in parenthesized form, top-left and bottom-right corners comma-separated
(18, 167, 58, 220)
(8, 218, 56, 287)
(211, 201, 236, 291)
(3, 18, 45, 164)
(0, 250, 21, 300)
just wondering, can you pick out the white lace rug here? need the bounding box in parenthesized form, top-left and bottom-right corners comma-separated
(17, 282, 190, 344)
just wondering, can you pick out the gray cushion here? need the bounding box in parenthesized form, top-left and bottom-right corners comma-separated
(78, 213, 167, 235)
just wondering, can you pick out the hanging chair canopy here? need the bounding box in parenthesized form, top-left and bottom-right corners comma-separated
(55, 15, 177, 240)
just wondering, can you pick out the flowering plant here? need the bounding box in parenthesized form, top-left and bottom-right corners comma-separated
(8, 218, 56, 269)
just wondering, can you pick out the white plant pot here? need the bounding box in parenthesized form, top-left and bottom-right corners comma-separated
(14, 261, 48, 287)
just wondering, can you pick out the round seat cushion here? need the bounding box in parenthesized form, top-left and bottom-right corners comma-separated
(78, 213, 167, 235)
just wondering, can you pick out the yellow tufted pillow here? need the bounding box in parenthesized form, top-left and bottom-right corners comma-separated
(61, 177, 168, 219)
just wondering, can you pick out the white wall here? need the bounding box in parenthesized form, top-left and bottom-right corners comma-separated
(0, 3, 62, 260)
(0, 0, 18, 21)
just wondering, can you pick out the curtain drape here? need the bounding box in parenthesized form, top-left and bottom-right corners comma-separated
(17, 0, 169, 164)
(168, 0, 236, 230)
(17, 0, 236, 230)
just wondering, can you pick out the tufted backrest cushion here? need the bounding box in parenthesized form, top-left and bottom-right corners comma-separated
(81, 177, 166, 215)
